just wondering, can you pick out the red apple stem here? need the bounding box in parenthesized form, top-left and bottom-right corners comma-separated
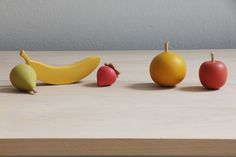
(164, 41, 169, 52)
(211, 52, 215, 62)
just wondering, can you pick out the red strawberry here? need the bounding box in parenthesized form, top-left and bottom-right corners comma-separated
(97, 63, 120, 87)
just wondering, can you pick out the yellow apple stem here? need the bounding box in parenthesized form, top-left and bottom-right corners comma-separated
(164, 41, 169, 52)
(211, 52, 215, 62)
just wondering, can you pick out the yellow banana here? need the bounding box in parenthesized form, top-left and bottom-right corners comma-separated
(20, 50, 100, 85)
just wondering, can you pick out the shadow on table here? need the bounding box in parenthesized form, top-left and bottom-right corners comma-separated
(177, 86, 212, 92)
(0, 85, 24, 94)
(37, 81, 84, 86)
(127, 83, 174, 91)
(83, 82, 98, 88)
(36, 82, 52, 86)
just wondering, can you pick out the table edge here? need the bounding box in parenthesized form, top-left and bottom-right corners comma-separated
(1, 138, 236, 156)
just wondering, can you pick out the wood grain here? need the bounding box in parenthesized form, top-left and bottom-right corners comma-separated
(0, 50, 236, 156)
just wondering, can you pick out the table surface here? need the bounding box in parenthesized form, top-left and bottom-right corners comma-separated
(1, 50, 236, 156)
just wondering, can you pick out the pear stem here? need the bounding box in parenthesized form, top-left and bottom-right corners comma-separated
(211, 51, 215, 62)
(164, 41, 169, 52)
(29, 91, 35, 95)
(29, 89, 37, 95)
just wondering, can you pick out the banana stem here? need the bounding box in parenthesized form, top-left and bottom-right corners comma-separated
(164, 41, 169, 52)
(20, 50, 31, 64)
(211, 51, 215, 62)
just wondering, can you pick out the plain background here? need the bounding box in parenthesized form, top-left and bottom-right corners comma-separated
(0, 0, 235, 51)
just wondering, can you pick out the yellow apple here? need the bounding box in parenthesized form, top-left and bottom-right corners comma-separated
(149, 42, 186, 87)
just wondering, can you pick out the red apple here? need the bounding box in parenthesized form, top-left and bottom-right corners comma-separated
(97, 63, 120, 87)
(199, 52, 227, 90)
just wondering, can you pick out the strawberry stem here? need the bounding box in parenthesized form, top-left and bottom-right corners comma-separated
(105, 63, 120, 76)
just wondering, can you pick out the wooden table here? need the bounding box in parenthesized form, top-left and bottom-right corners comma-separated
(1, 50, 236, 156)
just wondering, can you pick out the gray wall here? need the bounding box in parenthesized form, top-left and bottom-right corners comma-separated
(0, 0, 235, 51)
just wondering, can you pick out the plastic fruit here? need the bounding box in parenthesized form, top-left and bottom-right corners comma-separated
(97, 63, 120, 87)
(199, 52, 227, 90)
(20, 50, 100, 85)
(10, 64, 37, 94)
(149, 41, 186, 87)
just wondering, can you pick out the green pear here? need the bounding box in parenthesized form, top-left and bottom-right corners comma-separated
(10, 64, 37, 94)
